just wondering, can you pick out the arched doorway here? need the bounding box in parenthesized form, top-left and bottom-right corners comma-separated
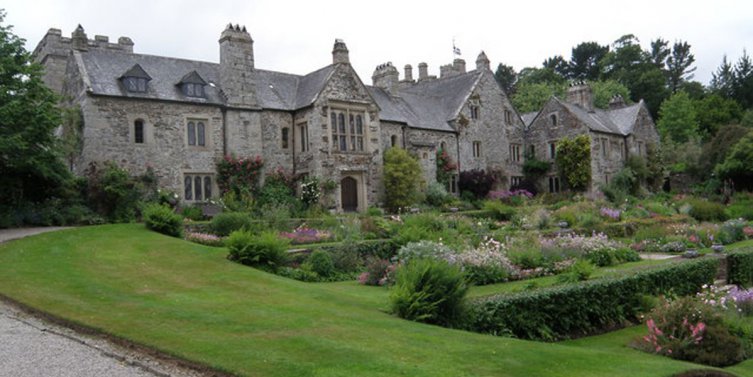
(341, 176, 358, 212)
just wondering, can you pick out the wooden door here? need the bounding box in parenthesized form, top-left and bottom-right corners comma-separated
(341, 177, 358, 212)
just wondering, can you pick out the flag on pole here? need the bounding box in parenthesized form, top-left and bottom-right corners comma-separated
(453, 38, 461, 56)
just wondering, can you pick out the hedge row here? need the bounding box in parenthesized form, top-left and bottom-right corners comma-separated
(467, 257, 719, 341)
(728, 247, 753, 287)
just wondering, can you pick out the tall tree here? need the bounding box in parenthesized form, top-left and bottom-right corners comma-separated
(0, 10, 70, 206)
(666, 41, 696, 93)
(649, 38, 670, 69)
(656, 91, 699, 143)
(733, 50, 753, 108)
(542, 55, 569, 78)
(493, 63, 517, 94)
(568, 41, 609, 81)
(591, 80, 631, 109)
(710, 55, 735, 98)
(511, 82, 566, 113)
(695, 94, 742, 138)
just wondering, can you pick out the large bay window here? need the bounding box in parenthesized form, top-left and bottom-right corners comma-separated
(330, 109, 365, 152)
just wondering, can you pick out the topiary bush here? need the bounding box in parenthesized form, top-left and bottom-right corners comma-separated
(226, 230, 290, 271)
(390, 258, 468, 327)
(211, 212, 253, 236)
(728, 247, 753, 287)
(143, 203, 183, 238)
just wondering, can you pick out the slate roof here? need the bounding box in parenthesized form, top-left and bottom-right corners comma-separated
(552, 97, 644, 136)
(78, 48, 484, 133)
(79, 48, 335, 110)
(367, 71, 483, 132)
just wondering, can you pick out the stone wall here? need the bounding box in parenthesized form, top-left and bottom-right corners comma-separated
(79, 96, 225, 198)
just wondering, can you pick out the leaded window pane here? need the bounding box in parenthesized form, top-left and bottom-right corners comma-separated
(339, 135, 346, 151)
(184, 176, 193, 200)
(204, 176, 212, 199)
(186, 83, 194, 96)
(137, 78, 146, 92)
(356, 115, 362, 134)
(350, 136, 356, 151)
(338, 114, 345, 134)
(194, 176, 202, 201)
(331, 112, 337, 128)
(357, 137, 363, 151)
(349, 114, 355, 134)
(197, 122, 205, 146)
(134, 120, 144, 143)
(187, 122, 196, 145)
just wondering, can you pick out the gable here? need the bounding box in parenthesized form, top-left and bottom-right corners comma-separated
(319, 64, 375, 105)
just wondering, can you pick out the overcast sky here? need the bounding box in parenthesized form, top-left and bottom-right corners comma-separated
(3, 0, 752, 86)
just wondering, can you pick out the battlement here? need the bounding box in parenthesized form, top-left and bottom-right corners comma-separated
(33, 26, 133, 63)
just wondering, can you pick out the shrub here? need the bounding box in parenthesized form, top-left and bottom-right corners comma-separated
(456, 238, 517, 285)
(555, 135, 591, 191)
(481, 200, 515, 221)
(85, 162, 154, 222)
(143, 203, 183, 238)
(211, 212, 253, 236)
(216, 155, 263, 196)
(716, 219, 747, 245)
(557, 260, 594, 282)
(687, 199, 727, 222)
(390, 258, 468, 327)
(509, 248, 545, 270)
(226, 230, 290, 271)
(307, 250, 335, 277)
(459, 169, 496, 199)
(384, 147, 423, 212)
(468, 258, 719, 340)
(185, 232, 223, 247)
(397, 240, 456, 264)
(181, 206, 204, 221)
(728, 248, 753, 287)
(425, 182, 453, 207)
(359, 258, 397, 286)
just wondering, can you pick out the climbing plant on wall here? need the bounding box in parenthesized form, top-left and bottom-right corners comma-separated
(216, 155, 264, 196)
(436, 147, 457, 186)
(555, 135, 592, 191)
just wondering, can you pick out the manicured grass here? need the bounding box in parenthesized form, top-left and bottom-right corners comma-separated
(0, 225, 734, 376)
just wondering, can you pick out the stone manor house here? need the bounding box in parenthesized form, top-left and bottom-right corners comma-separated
(33, 24, 659, 212)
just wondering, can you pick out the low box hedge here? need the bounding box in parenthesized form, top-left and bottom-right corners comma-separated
(467, 257, 719, 341)
(727, 247, 753, 287)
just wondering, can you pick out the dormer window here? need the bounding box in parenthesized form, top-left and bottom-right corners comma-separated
(119, 64, 151, 93)
(178, 71, 207, 99)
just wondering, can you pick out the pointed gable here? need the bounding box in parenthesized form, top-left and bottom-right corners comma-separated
(120, 63, 151, 80)
(178, 70, 207, 85)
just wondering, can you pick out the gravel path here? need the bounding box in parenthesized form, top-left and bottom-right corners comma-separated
(0, 228, 207, 377)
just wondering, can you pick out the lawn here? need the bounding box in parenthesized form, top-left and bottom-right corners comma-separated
(0, 224, 741, 377)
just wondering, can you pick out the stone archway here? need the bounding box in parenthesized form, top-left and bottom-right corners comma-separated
(341, 176, 358, 212)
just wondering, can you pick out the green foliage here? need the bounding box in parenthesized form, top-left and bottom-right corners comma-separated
(0, 13, 72, 207)
(695, 94, 743, 138)
(210, 212, 253, 237)
(306, 250, 335, 278)
(493, 63, 517, 94)
(511, 81, 566, 113)
(481, 200, 515, 221)
(181, 206, 204, 221)
(256, 168, 299, 210)
(299, 176, 321, 208)
(435, 147, 457, 186)
(226, 230, 290, 271)
(715, 131, 753, 190)
(699, 125, 751, 178)
(143, 203, 183, 238)
(557, 260, 595, 282)
(686, 199, 727, 222)
(468, 258, 719, 340)
(657, 91, 699, 143)
(591, 80, 631, 109)
(383, 147, 423, 212)
(390, 258, 468, 327)
(555, 135, 591, 191)
(727, 248, 753, 287)
(85, 162, 154, 222)
(216, 155, 263, 197)
(425, 182, 453, 207)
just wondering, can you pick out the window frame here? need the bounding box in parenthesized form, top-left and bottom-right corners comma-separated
(472, 141, 482, 158)
(470, 105, 480, 120)
(510, 143, 521, 162)
(183, 173, 214, 202)
(134, 119, 145, 144)
(548, 142, 557, 160)
(330, 108, 366, 153)
(186, 118, 208, 147)
(298, 122, 309, 152)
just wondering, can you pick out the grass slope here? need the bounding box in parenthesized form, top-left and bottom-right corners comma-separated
(0, 224, 736, 377)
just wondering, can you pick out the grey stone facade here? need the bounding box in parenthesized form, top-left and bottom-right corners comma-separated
(33, 24, 652, 211)
(525, 83, 660, 193)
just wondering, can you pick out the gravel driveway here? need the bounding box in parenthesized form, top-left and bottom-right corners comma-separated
(0, 227, 206, 377)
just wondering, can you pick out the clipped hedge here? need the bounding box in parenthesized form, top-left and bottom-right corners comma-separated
(467, 258, 719, 341)
(728, 247, 753, 287)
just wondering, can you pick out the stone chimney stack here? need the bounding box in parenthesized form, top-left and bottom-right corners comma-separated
(372, 62, 399, 94)
(219, 23, 257, 108)
(71, 24, 88, 51)
(608, 94, 626, 110)
(332, 39, 349, 64)
(404, 64, 413, 82)
(476, 51, 490, 71)
(453, 58, 466, 74)
(418, 62, 428, 80)
(567, 81, 594, 112)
